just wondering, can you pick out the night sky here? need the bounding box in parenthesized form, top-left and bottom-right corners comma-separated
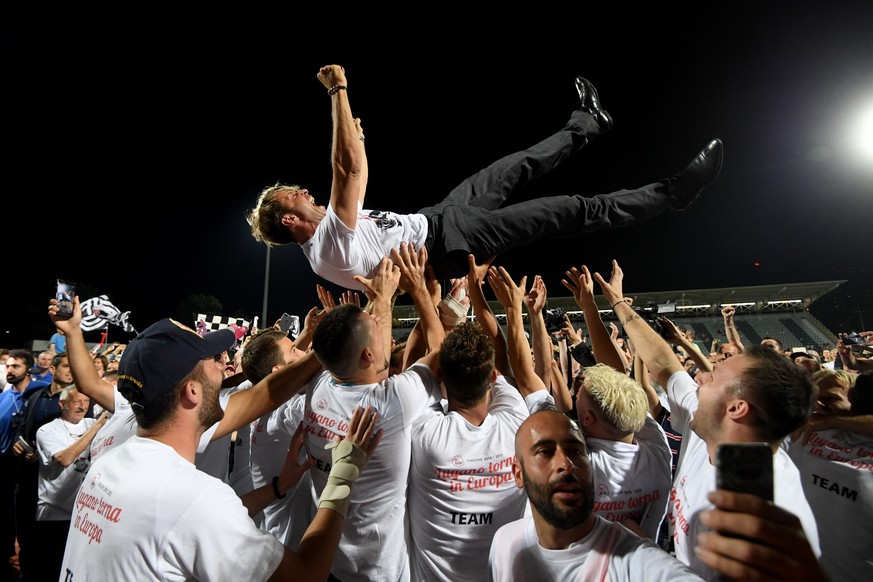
(5, 4, 873, 348)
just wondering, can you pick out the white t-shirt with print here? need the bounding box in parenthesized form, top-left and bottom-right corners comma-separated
(587, 414, 673, 538)
(251, 392, 316, 549)
(787, 428, 873, 580)
(36, 417, 97, 521)
(303, 363, 442, 582)
(61, 436, 284, 582)
(408, 378, 551, 582)
(302, 203, 428, 291)
(666, 371, 820, 580)
(488, 515, 702, 582)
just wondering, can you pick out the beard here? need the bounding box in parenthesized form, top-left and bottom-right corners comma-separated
(522, 468, 594, 530)
(197, 373, 225, 429)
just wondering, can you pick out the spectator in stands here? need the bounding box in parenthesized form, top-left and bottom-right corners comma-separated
(594, 259, 820, 579)
(11, 351, 74, 579)
(33, 387, 107, 581)
(761, 336, 784, 353)
(790, 350, 822, 375)
(30, 351, 53, 384)
(837, 331, 873, 371)
(787, 368, 873, 580)
(0, 349, 9, 392)
(48, 330, 66, 354)
(1, 349, 48, 582)
(92, 353, 109, 376)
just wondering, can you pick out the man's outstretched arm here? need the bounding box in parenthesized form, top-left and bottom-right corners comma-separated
(317, 64, 365, 229)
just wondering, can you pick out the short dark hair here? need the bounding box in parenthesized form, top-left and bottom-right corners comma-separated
(312, 304, 370, 378)
(9, 349, 34, 371)
(761, 336, 784, 352)
(241, 329, 288, 384)
(51, 352, 68, 369)
(733, 344, 815, 442)
(439, 323, 494, 407)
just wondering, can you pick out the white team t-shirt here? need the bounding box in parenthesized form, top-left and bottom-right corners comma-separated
(408, 378, 544, 582)
(488, 515, 702, 581)
(61, 436, 284, 582)
(195, 383, 255, 497)
(666, 371, 820, 580)
(303, 363, 442, 582)
(302, 203, 428, 291)
(587, 414, 673, 538)
(787, 428, 873, 580)
(251, 392, 316, 549)
(36, 417, 97, 521)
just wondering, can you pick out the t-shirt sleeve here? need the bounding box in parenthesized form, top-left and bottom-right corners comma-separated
(665, 371, 698, 433)
(390, 363, 443, 424)
(36, 423, 66, 465)
(488, 377, 529, 417)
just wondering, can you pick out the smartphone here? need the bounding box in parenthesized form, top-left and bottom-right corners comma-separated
(56, 279, 76, 320)
(278, 313, 298, 335)
(16, 435, 35, 456)
(715, 442, 773, 501)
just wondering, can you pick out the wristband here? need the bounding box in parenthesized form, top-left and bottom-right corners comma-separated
(327, 84, 347, 95)
(610, 300, 626, 311)
(272, 476, 286, 499)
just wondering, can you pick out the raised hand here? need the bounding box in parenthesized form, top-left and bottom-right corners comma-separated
(389, 242, 428, 296)
(524, 275, 547, 314)
(562, 265, 596, 308)
(49, 295, 82, 334)
(317, 64, 347, 90)
(316, 284, 337, 312)
(486, 266, 527, 310)
(593, 259, 625, 308)
(353, 256, 400, 303)
(466, 253, 495, 287)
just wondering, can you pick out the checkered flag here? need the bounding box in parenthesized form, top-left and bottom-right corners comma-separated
(195, 314, 251, 334)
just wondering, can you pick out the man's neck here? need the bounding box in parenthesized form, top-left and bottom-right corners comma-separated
(14, 376, 31, 393)
(447, 394, 491, 427)
(533, 512, 597, 550)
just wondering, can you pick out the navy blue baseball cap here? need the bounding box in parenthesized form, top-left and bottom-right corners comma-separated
(117, 318, 235, 407)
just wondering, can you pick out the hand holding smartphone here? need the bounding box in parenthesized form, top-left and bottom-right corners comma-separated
(56, 279, 76, 320)
(16, 435, 35, 457)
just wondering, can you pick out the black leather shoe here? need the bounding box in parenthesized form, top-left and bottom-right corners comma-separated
(668, 139, 724, 211)
(575, 76, 613, 132)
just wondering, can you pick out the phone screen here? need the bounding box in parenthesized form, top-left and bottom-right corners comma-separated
(56, 279, 76, 320)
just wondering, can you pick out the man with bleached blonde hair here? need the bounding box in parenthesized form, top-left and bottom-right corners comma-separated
(575, 363, 672, 539)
